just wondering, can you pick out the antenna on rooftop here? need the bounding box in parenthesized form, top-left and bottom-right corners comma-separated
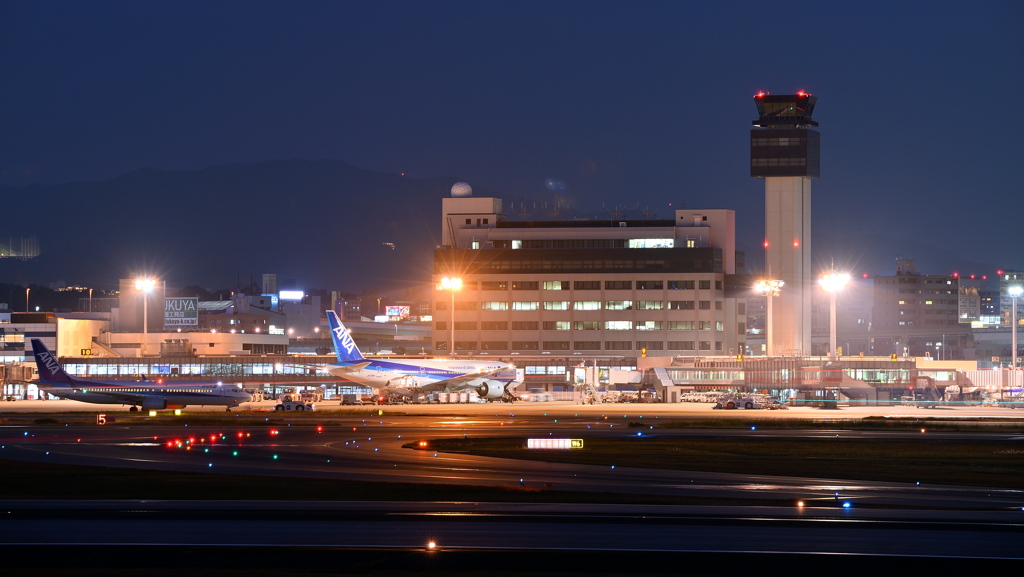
(638, 205, 658, 220)
(544, 201, 565, 220)
(512, 201, 534, 221)
(603, 202, 628, 220)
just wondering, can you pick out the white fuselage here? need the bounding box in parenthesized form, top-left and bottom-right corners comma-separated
(41, 383, 252, 408)
(326, 358, 510, 392)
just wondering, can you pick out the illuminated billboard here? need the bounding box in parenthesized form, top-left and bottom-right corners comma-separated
(164, 297, 198, 327)
(386, 305, 411, 318)
(279, 290, 304, 301)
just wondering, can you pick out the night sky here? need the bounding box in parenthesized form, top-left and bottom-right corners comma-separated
(2, 1, 1022, 287)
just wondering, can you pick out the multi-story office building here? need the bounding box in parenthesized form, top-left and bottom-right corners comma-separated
(998, 272, 1024, 328)
(432, 193, 749, 357)
(957, 276, 983, 325)
(871, 259, 971, 359)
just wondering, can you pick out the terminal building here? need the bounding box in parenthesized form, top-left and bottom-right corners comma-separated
(4, 91, 1024, 405)
(433, 192, 751, 358)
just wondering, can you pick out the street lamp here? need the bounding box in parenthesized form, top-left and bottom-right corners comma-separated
(819, 272, 851, 360)
(135, 278, 156, 356)
(25, 287, 30, 312)
(755, 279, 784, 357)
(440, 277, 462, 356)
(1009, 285, 1023, 369)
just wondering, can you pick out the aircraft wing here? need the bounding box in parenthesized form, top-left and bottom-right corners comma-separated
(326, 362, 371, 374)
(432, 375, 499, 392)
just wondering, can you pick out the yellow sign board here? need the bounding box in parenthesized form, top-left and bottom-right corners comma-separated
(527, 438, 584, 449)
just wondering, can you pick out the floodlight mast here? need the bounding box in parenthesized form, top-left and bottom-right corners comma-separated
(440, 277, 462, 357)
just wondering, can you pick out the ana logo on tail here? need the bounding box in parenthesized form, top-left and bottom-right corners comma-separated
(336, 326, 357, 356)
(38, 349, 62, 377)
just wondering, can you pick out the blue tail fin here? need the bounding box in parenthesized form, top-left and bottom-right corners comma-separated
(31, 339, 75, 387)
(326, 311, 365, 363)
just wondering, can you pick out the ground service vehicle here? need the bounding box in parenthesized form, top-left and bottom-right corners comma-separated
(274, 401, 315, 411)
(713, 396, 764, 410)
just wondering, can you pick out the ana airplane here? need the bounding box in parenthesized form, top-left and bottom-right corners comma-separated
(324, 311, 516, 401)
(30, 339, 253, 412)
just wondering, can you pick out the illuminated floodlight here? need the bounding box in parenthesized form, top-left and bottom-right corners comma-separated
(440, 277, 462, 291)
(134, 278, 156, 292)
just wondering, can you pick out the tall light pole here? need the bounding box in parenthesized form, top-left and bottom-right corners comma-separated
(755, 279, 784, 357)
(135, 278, 156, 356)
(1010, 285, 1023, 369)
(25, 287, 30, 312)
(440, 277, 462, 356)
(819, 272, 850, 360)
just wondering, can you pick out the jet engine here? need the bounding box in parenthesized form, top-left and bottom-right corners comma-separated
(141, 397, 167, 410)
(475, 380, 506, 399)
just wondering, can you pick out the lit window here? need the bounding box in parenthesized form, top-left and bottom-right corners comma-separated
(628, 239, 674, 248)
(604, 321, 633, 330)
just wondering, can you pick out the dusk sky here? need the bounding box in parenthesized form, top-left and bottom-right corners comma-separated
(2, 1, 1022, 286)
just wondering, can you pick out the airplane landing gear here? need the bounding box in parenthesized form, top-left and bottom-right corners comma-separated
(128, 406, 139, 412)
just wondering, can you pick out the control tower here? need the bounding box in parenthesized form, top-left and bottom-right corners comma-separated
(751, 91, 819, 356)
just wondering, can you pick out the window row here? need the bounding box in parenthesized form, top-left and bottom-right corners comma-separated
(437, 320, 725, 331)
(436, 341, 726, 351)
(751, 137, 806, 147)
(750, 158, 807, 167)
(444, 300, 724, 311)
(469, 280, 720, 291)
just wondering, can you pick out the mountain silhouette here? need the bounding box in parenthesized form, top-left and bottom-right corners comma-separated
(0, 158, 1001, 293)
(0, 159, 463, 292)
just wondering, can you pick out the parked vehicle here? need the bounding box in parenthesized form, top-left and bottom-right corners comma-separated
(274, 401, 315, 411)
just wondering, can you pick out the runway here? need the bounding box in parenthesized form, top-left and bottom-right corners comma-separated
(2, 404, 1022, 509)
(1, 400, 1022, 567)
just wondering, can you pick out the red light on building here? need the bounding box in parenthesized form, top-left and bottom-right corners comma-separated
(763, 240, 769, 248)
(793, 239, 799, 247)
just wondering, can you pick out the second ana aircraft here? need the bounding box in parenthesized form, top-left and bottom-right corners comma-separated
(325, 311, 517, 401)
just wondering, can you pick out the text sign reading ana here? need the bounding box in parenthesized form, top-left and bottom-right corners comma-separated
(527, 438, 584, 449)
